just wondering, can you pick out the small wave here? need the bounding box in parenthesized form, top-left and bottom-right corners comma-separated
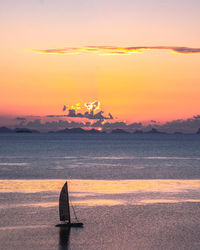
(0, 225, 49, 230)
(0, 163, 29, 166)
(81, 156, 200, 160)
(143, 156, 200, 160)
(50, 156, 79, 159)
(1, 156, 200, 161)
(54, 166, 64, 170)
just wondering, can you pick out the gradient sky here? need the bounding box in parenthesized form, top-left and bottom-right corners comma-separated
(1, 0, 200, 123)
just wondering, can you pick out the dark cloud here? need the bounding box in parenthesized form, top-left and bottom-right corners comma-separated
(24, 118, 140, 132)
(193, 115, 200, 119)
(16, 117, 26, 121)
(66, 109, 113, 120)
(68, 109, 77, 117)
(157, 116, 200, 133)
(101, 121, 127, 129)
(127, 122, 143, 129)
(46, 115, 69, 118)
(10, 114, 200, 133)
(15, 117, 26, 126)
(102, 121, 142, 130)
(26, 119, 88, 131)
(108, 113, 113, 119)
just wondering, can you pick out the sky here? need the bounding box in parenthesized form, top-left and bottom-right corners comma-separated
(0, 0, 200, 131)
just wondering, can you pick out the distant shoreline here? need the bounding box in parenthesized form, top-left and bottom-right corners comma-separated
(0, 126, 200, 135)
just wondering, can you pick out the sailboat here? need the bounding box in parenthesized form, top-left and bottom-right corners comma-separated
(56, 181, 83, 227)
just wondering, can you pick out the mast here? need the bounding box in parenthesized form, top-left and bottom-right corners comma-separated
(59, 181, 71, 223)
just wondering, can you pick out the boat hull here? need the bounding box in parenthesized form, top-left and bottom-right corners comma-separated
(56, 222, 83, 228)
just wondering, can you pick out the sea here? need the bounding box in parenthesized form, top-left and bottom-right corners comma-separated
(0, 133, 200, 249)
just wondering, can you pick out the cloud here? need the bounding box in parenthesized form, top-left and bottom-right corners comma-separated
(3, 113, 200, 134)
(24, 118, 142, 132)
(15, 117, 26, 126)
(46, 115, 69, 118)
(108, 113, 113, 119)
(156, 116, 200, 133)
(59, 101, 114, 120)
(31, 46, 200, 55)
(101, 121, 142, 130)
(193, 115, 200, 119)
(16, 117, 26, 121)
(26, 119, 88, 130)
(66, 109, 113, 120)
(46, 110, 112, 120)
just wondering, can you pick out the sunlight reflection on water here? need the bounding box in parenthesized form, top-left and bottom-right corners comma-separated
(1, 179, 200, 206)
(1, 179, 200, 192)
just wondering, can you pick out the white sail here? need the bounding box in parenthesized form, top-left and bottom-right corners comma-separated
(59, 182, 71, 222)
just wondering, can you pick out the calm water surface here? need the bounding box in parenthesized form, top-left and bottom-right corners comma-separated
(0, 133, 200, 179)
(1, 133, 200, 249)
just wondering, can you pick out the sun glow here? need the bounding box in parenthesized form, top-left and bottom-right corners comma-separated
(84, 101, 100, 113)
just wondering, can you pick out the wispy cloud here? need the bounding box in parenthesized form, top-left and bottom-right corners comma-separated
(31, 46, 200, 55)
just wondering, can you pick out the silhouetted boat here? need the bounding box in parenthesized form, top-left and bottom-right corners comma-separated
(56, 181, 83, 228)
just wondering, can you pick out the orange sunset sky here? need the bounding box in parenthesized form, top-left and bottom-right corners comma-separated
(0, 0, 200, 125)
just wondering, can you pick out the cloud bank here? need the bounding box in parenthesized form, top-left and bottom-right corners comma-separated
(31, 46, 200, 55)
(9, 114, 200, 134)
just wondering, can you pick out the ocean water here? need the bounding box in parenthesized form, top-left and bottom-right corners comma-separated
(0, 133, 200, 180)
(1, 133, 200, 249)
